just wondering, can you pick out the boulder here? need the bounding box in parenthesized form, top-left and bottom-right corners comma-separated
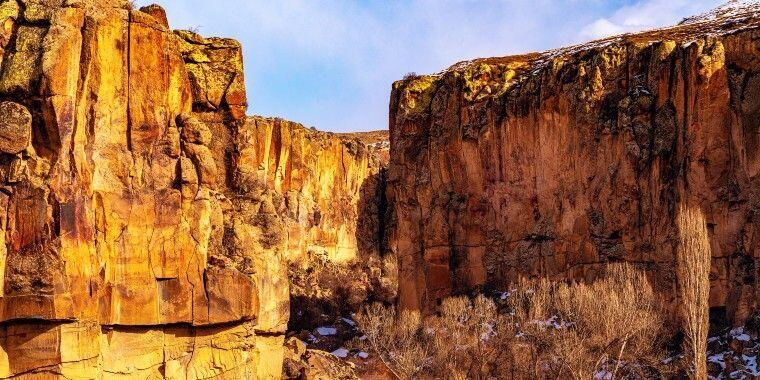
(0, 101, 31, 154)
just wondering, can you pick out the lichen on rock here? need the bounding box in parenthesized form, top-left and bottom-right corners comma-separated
(387, 1, 760, 327)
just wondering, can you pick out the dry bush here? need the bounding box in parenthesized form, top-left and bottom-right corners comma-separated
(289, 252, 397, 331)
(354, 304, 430, 379)
(676, 203, 711, 380)
(427, 295, 523, 379)
(357, 295, 525, 380)
(511, 264, 666, 379)
(358, 263, 666, 379)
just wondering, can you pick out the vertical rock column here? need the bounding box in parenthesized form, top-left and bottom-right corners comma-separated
(0, 1, 285, 378)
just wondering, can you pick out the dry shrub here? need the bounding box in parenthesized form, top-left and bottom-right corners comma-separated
(357, 263, 666, 379)
(512, 264, 666, 379)
(403, 72, 419, 80)
(676, 203, 711, 379)
(354, 304, 430, 379)
(427, 295, 521, 379)
(289, 252, 397, 331)
(357, 295, 523, 380)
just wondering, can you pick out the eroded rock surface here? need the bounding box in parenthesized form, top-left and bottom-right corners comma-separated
(388, 2, 760, 324)
(0, 1, 286, 378)
(239, 117, 395, 330)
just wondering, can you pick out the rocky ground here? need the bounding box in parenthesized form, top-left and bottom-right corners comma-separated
(282, 315, 394, 379)
(706, 324, 759, 379)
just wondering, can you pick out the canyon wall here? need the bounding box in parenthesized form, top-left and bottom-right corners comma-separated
(0, 1, 287, 378)
(388, 5, 760, 325)
(239, 117, 394, 329)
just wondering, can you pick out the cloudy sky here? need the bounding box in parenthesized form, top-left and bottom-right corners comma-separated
(139, 0, 724, 132)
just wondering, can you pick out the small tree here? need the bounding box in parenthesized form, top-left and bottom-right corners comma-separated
(676, 203, 712, 380)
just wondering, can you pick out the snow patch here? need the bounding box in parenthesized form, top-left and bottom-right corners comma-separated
(594, 370, 613, 380)
(730, 327, 751, 342)
(743, 354, 758, 376)
(681, 0, 760, 25)
(331, 348, 349, 358)
(316, 326, 337, 336)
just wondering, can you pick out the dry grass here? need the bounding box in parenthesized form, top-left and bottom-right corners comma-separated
(354, 304, 430, 379)
(357, 263, 667, 379)
(676, 203, 712, 380)
(289, 252, 397, 331)
(511, 264, 666, 379)
(427, 295, 520, 379)
(356, 295, 522, 380)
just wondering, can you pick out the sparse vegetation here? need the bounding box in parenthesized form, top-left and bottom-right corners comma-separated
(355, 304, 430, 379)
(356, 263, 667, 379)
(511, 264, 667, 379)
(676, 203, 712, 380)
(289, 252, 397, 332)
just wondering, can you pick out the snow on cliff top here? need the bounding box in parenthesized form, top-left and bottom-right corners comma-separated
(443, 0, 760, 75)
(680, 0, 760, 25)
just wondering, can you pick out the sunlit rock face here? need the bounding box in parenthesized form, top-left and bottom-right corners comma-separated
(240, 117, 386, 264)
(388, 3, 760, 324)
(0, 0, 286, 378)
(239, 117, 396, 330)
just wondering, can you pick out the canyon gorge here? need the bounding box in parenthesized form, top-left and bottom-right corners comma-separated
(0, 0, 755, 379)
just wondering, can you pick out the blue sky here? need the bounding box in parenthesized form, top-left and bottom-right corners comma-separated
(139, 0, 723, 132)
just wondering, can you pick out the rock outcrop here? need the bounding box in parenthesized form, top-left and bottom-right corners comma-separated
(0, 0, 286, 378)
(388, 2, 760, 325)
(239, 117, 394, 330)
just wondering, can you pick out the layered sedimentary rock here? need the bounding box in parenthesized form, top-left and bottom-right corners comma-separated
(388, 3, 760, 324)
(0, 0, 286, 377)
(240, 117, 394, 329)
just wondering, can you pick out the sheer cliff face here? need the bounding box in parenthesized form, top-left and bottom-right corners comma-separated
(388, 5, 760, 323)
(239, 117, 394, 329)
(0, 1, 285, 378)
(239, 117, 387, 264)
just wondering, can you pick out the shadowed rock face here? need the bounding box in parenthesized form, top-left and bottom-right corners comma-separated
(388, 3, 760, 324)
(0, 0, 286, 378)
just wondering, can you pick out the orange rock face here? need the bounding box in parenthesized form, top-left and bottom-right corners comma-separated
(238, 117, 394, 329)
(0, 1, 285, 378)
(388, 5, 760, 324)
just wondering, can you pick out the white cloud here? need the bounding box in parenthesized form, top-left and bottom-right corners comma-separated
(580, 18, 627, 40)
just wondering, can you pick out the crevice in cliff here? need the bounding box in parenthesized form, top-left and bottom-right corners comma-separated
(254, 329, 286, 337)
(376, 167, 388, 258)
(99, 319, 253, 329)
(679, 43, 693, 195)
(125, 11, 133, 153)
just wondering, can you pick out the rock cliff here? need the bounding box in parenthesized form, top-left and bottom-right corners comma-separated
(0, 0, 286, 378)
(239, 117, 394, 330)
(388, 2, 760, 325)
